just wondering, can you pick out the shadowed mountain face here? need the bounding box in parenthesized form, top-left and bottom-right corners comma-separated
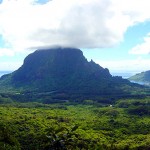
(13, 48, 110, 82)
(0, 47, 145, 96)
(11, 47, 112, 92)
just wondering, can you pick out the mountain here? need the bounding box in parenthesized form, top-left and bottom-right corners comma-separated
(128, 70, 150, 86)
(0, 47, 148, 100)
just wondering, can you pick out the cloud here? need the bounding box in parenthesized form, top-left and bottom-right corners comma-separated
(96, 57, 150, 73)
(0, 48, 14, 56)
(0, 0, 150, 54)
(129, 33, 150, 54)
(0, 61, 22, 71)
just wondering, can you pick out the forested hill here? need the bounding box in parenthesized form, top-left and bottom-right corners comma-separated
(128, 70, 150, 86)
(0, 47, 147, 98)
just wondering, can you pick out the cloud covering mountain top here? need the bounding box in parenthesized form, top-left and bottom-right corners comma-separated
(0, 0, 150, 54)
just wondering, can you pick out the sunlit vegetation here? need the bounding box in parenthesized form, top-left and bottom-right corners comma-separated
(0, 97, 150, 150)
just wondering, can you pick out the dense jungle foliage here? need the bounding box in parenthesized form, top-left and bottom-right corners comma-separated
(0, 96, 150, 150)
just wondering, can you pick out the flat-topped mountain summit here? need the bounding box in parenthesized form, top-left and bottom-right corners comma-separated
(0, 47, 146, 98)
(13, 47, 111, 84)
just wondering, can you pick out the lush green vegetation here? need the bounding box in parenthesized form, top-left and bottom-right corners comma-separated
(0, 96, 150, 150)
(0, 47, 149, 150)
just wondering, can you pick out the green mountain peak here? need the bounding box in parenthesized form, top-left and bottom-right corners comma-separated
(0, 47, 148, 99)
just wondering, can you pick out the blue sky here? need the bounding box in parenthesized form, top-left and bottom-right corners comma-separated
(84, 21, 150, 74)
(0, 0, 150, 75)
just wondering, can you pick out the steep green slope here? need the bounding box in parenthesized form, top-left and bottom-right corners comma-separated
(129, 70, 150, 86)
(0, 47, 148, 98)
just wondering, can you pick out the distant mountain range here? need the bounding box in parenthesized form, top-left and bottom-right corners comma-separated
(0, 47, 148, 100)
(128, 70, 150, 86)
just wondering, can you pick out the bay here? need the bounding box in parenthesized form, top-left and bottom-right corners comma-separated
(0, 71, 12, 77)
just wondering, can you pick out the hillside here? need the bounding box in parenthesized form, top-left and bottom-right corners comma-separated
(0, 47, 148, 101)
(128, 70, 150, 86)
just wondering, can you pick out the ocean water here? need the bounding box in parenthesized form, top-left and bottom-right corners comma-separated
(111, 72, 133, 79)
(130, 80, 145, 85)
(0, 71, 12, 77)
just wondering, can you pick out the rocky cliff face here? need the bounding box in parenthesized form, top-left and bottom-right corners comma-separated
(0, 47, 141, 95)
(14, 47, 111, 80)
(10, 47, 112, 91)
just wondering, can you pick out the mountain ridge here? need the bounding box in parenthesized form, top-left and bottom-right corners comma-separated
(0, 47, 148, 100)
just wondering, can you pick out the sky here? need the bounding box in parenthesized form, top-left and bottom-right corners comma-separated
(0, 0, 150, 75)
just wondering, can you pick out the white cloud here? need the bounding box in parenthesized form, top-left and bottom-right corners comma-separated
(0, 0, 150, 54)
(0, 48, 14, 56)
(96, 57, 150, 73)
(0, 61, 22, 71)
(129, 33, 150, 54)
